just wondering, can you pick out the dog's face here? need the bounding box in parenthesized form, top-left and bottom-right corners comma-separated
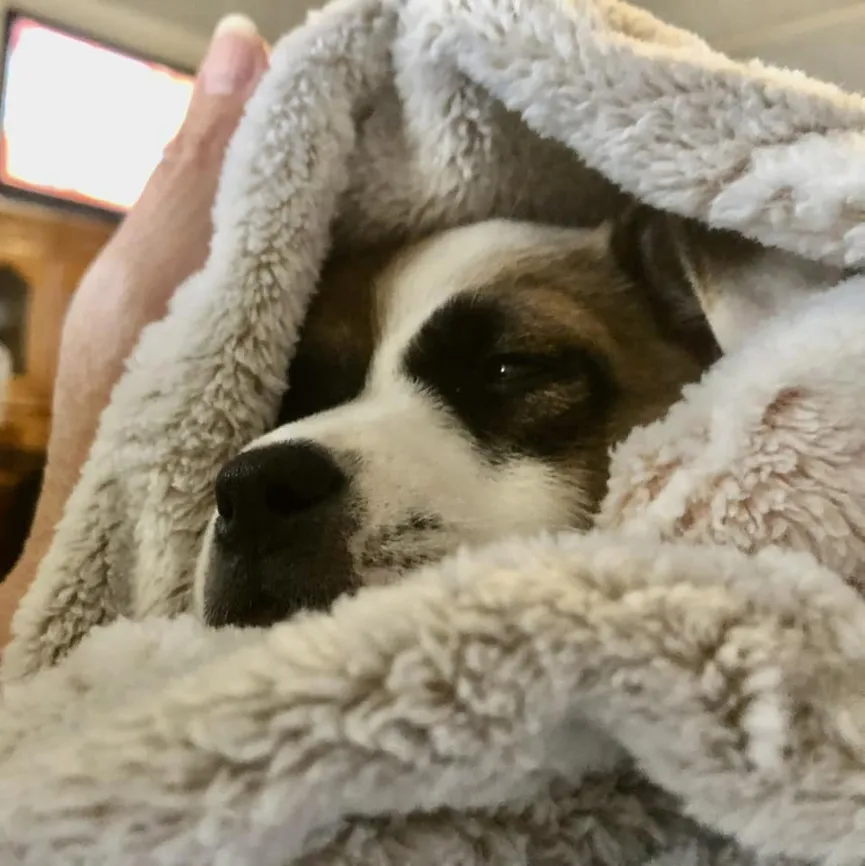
(195, 216, 720, 628)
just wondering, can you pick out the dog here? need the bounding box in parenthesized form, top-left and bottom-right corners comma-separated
(194, 210, 841, 629)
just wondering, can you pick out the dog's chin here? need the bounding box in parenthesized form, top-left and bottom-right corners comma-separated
(201, 547, 359, 629)
(201, 553, 278, 629)
(201, 548, 444, 629)
(193, 507, 458, 629)
(196, 553, 453, 632)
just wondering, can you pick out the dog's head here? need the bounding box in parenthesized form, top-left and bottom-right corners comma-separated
(195, 214, 743, 628)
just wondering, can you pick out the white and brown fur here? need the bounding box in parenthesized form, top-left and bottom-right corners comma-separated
(194, 211, 843, 628)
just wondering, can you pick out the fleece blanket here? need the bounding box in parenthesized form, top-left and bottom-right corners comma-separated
(4, 0, 865, 863)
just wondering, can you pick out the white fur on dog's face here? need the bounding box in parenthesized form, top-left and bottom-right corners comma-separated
(265, 224, 595, 571)
(195, 218, 710, 628)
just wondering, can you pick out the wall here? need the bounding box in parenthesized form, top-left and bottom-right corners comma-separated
(640, 0, 865, 92)
(9, 0, 860, 93)
(107, 0, 321, 44)
(0, 0, 325, 73)
(0, 0, 209, 69)
(7, 0, 323, 64)
(19, 0, 862, 93)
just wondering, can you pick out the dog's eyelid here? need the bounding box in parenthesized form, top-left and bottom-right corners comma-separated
(486, 340, 599, 368)
(484, 351, 547, 383)
(481, 344, 600, 394)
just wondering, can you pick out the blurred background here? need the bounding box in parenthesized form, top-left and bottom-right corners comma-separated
(0, 0, 859, 573)
(104, 0, 865, 92)
(644, 0, 865, 91)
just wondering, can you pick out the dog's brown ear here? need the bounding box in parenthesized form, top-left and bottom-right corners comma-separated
(609, 206, 723, 366)
(609, 205, 845, 356)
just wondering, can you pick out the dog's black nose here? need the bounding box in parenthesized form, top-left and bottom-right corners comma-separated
(205, 441, 355, 630)
(215, 441, 346, 542)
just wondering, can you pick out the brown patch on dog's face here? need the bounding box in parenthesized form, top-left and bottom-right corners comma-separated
(276, 246, 395, 426)
(403, 240, 713, 520)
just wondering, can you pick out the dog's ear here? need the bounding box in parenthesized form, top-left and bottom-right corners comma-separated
(609, 205, 845, 356)
(608, 206, 723, 366)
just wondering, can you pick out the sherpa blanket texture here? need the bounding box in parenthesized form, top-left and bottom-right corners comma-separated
(4, 1, 865, 864)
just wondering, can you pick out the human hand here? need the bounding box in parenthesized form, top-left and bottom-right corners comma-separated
(1, 13, 270, 646)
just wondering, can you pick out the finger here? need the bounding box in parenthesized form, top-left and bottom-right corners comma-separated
(165, 14, 269, 164)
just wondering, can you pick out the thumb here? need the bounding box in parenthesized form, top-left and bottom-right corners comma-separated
(168, 14, 269, 161)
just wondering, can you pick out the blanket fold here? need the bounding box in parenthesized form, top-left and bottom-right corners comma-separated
(4, 0, 865, 863)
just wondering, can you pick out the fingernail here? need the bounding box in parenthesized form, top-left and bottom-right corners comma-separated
(200, 14, 260, 96)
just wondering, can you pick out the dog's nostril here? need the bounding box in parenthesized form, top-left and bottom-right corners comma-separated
(214, 441, 346, 539)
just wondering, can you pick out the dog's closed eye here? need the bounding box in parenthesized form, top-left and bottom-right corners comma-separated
(483, 353, 552, 391)
(481, 348, 600, 396)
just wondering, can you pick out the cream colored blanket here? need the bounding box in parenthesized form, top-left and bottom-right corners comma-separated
(3, 1, 865, 863)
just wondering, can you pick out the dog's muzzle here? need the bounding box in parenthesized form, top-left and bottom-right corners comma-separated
(202, 440, 357, 628)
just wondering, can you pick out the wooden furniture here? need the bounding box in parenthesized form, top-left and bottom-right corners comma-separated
(0, 200, 114, 576)
(0, 201, 115, 451)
